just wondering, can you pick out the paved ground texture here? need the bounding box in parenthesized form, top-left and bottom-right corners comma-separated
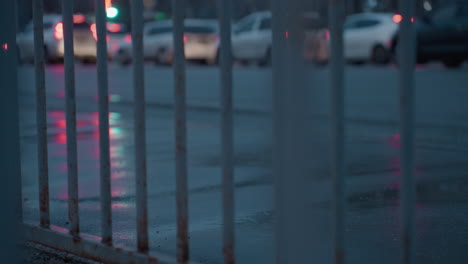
(17, 62, 468, 263)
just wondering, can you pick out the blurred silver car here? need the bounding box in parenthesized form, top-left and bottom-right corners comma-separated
(17, 14, 98, 63)
(232, 11, 327, 66)
(114, 19, 219, 65)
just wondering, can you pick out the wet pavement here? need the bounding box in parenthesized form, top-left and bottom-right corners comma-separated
(18, 63, 468, 263)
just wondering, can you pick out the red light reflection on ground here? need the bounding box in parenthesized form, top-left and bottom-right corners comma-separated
(49, 110, 64, 118)
(387, 133, 401, 148)
(56, 119, 66, 129)
(55, 131, 67, 144)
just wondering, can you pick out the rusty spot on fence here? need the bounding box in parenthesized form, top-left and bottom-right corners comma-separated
(335, 247, 344, 264)
(176, 143, 186, 155)
(223, 243, 235, 264)
(403, 231, 411, 264)
(177, 217, 189, 263)
(40, 183, 50, 227)
(137, 212, 149, 253)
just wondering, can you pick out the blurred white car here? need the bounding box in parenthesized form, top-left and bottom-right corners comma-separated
(103, 22, 131, 60)
(339, 13, 400, 64)
(17, 14, 98, 63)
(114, 19, 219, 65)
(232, 11, 326, 66)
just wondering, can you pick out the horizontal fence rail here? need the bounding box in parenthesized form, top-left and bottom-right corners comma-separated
(3, 0, 419, 263)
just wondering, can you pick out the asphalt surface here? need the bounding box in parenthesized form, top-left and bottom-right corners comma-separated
(18, 62, 468, 263)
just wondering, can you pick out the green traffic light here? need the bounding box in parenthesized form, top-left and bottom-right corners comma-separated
(106, 7, 119, 19)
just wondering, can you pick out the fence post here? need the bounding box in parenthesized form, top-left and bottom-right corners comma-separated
(0, 0, 21, 262)
(172, 0, 190, 262)
(271, 0, 287, 262)
(130, 0, 149, 253)
(398, 0, 416, 263)
(95, 0, 113, 246)
(62, 0, 80, 238)
(329, 0, 347, 263)
(272, 0, 309, 262)
(33, 0, 51, 230)
(218, 0, 235, 263)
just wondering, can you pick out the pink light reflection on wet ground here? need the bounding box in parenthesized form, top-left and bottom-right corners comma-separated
(54, 110, 131, 208)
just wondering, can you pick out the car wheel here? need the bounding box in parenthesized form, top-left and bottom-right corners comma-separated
(258, 47, 271, 67)
(123, 58, 132, 66)
(81, 57, 96, 65)
(443, 59, 463, 69)
(44, 46, 53, 64)
(44, 46, 61, 64)
(372, 45, 389, 65)
(205, 49, 219, 65)
(156, 47, 172, 66)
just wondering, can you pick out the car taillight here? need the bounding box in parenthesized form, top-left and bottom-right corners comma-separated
(393, 14, 403, 24)
(183, 35, 188, 43)
(54, 22, 63, 40)
(73, 14, 85, 24)
(90, 23, 97, 41)
(393, 14, 415, 24)
(325, 29, 330, 41)
(107, 23, 122, 33)
(90, 23, 109, 42)
(285, 31, 289, 39)
(124, 34, 132, 44)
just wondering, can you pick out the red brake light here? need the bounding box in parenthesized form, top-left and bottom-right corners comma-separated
(90, 23, 110, 42)
(54, 22, 63, 40)
(183, 35, 188, 43)
(107, 23, 122, 33)
(124, 34, 132, 44)
(2, 43, 8, 51)
(393, 14, 403, 24)
(325, 29, 330, 41)
(73, 14, 86, 24)
(411, 17, 415, 23)
(285, 31, 289, 39)
(90, 23, 97, 41)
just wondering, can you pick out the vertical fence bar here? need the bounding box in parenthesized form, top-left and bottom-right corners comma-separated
(95, 0, 112, 246)
(130, 0, 149, 253)
(172, 0, 189, 262)
(398, 0, 416, 263)
(0, 0, 21, 262)
(218, 0, 234, 263)
(273, 0, 309, 262)
(62, 0, 80, 237)
(271, 0, 287, 262)
(33, 0, 50, 229)
(284, 2, 309, 263)
(329, 0, 346, 263)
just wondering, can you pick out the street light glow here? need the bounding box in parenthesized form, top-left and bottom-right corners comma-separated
(106, 7, 119, 19)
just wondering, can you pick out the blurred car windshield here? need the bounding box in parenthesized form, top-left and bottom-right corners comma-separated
(146, 26, 172, 35)
(184, 25, 216, 34)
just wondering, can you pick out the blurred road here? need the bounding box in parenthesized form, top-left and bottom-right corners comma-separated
(18, 62, 468, 263)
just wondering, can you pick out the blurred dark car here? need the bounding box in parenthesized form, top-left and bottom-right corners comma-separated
(393, 1, 468, 68)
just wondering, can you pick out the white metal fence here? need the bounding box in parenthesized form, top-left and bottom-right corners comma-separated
(0, 0, 417, 263)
